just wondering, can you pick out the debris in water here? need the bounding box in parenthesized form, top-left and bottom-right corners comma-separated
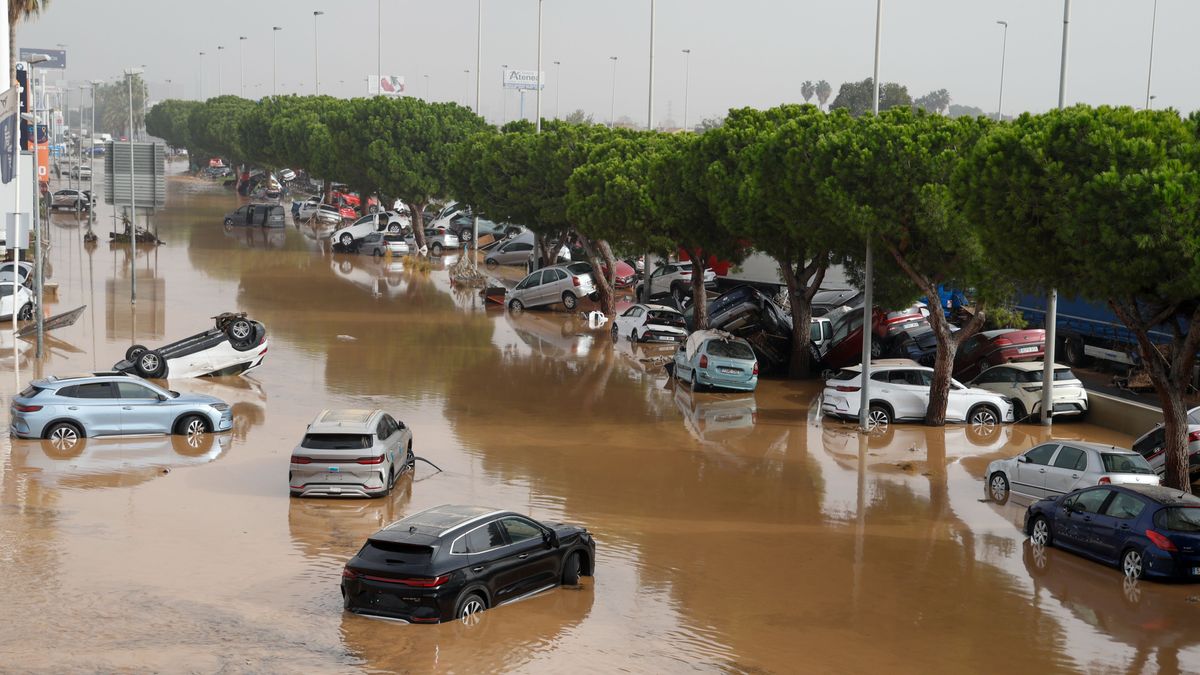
(336, 335, 357, 342)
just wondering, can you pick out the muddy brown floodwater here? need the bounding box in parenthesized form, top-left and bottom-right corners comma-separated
(3, 169, 1200, 674)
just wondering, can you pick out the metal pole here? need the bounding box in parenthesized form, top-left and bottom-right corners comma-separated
(554, 61, 561, 119)
(536, 0, 543, 132)
(314, 11, 324, 95)
(501, 64, 508, 124)
(1043, 0, 1070, 427)
(273, 28, 282, 97)
(239, 36, 247, 97)
(1145, 0, 1158, 109)
(377, 0, 382, 86)
(465, 70, 471, 107)
(32, 106, 43, 358)
(859, 0, 882, 432)
(89, 82, 97, 234)
(996, 21, 1008, 121)
(682, 49, 691, 131)
(128, 71, 138, 305)
(647, 0, 655, 131)
(217, 46, 223, 96)
(609, 56, 618, 128)
(475, 0, 482, 114)
(77, 86, 84, 197)
(519, 89, 525, 121)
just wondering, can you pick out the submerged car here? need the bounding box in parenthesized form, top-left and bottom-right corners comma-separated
(508, 265, 596, 312)
(405, 228, 460, 255)
(986, 441, 1160, 504)
(484, 238, 536, 267)
(0, 281, 35, 322)
(49, 188, 94, 211)
(969, 361, 1088, 422)
(112, 313, 268, 378)
(224, 203, 285, 228)
(673, 330, 759, 392)
(611, 303, 687, 343)
(9, 372, 233, 442)
(341, 504, 596, 623)
(1025, 484, 1200, 580)
(288, 409, 414, 498)
(1130, 406, 1200, 480)
(821, 361, 1013, 427)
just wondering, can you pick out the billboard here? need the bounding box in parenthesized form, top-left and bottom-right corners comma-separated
(367, 75, 406, 97)
(503, 69, 545, 91)
(0, 87, 18, 184)
(17, 48, 66, 70)
(104, 142, 167, 207)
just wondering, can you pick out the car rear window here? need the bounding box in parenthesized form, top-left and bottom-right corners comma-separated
(707, 340, 755, 360)
(1100, 453, 1155, 475)
(18, 384, 42, 398)
(648, 310, 684, 326)
(1155, 507, 1200, 532)
(830, 369, 860, 382)
(301, 434, 372, 450)
(360, 540, 434, 564)
(1017, 368, 1078, 383)
(384, 235, 405, 242)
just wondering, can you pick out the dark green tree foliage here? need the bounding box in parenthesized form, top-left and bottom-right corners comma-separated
(959, 106, 1200, 491)
(145, 99, 201, 152)
(914, 89, 951, 115)
(821, 109, 997, 424)
(187, 96, 256, 166)
(830, 78, 912, 117)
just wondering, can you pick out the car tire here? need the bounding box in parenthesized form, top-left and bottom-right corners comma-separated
(1012, 400, 1028, 423)
(968, 404, 1000, 427)
(406, 442, 415, 470)
(485, 258, 498, 268)
(340, 233, 354, 247)
(1121, 548, 1144, 580)
(671, 284, 686, 304)
(388, 223, 401, 233)
(460, 230, 473, 242)
(1064, 336, 1090, 367)
(562, 293, 578, 311)
(380, 468, 394, 497)
(126, 344, 148, 362)
(17, 303, 33, 321)
(44, 421, 84, 447)
(372, 248, 384, 257)
(867, 403, 891, 429)
(689, 369, 703, 393)
(224, 218, 234, 227)
(631, 329, 639, 343)
(176, 414, 210, 437)
(431, 242, 444, 256)
(509, 298, 524, 312)
(988, 472, 1010, 504)
(455, 592, 487, 623)
(136, 350, 166, 378)
(611, 324, 619, 343)
(1029, 515, 1052, 547)
(227, 318, 255, 347)
(561, 552, 582, 586)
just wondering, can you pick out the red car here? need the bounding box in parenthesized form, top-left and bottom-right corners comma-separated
(873, 305, 930, 343)
(601, 260, 637, 288)
(821, 305, 930, 370)
(332, 190, 361, 207)
(953, 328, 1046, 381)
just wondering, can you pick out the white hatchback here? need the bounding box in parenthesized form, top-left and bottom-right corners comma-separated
(822, 360, 1014, 428)
(331, 211, 411, 248)
(611, 303, 687, 343)
(969, 361, 1088, 422)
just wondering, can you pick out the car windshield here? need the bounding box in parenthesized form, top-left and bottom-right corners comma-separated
(0, 285, 16, 297)
(1156, 507, 1200, 532)
(300, 433, 372, 450)
(1017, 368, 1078, 383)
(1100, 453, 1155, 475)
(383, 235, 405, 242)
(707, 340, 754, 360)
(1189, 409, 1200, 425)
(566, 262, 591, 276)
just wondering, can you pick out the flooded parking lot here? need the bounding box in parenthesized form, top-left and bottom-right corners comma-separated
(3, 170, 1200, 673)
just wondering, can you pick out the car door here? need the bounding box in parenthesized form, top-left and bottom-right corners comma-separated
(1012, 443, 1059, 498)
(492, 516, 558, 601)
(454, 521, 510, 597)
(60, 382, 123, 435)
(873, 370, 922, 420)
(116, 381, 169, 434)
(944, 379, 976, 421)
(245, 205, 256, 226)
(1055, 488, 1114, 555)
(514, 270, 544, 305)
(542, 268, 567, 305)
(647, 265, 668, 296)
(1042, 444, 1089, 497)
(1093, 491, 1148, 563)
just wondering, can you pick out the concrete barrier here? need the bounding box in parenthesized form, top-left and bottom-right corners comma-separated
(1084, 390, 1162, 437)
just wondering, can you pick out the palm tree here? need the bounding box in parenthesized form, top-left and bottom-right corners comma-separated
(816, 80, 832, 110)
(801, 80, 815, 104)
(9, 0, 51, 84)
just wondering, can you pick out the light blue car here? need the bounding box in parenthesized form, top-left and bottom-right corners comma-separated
(9, 373, 233, 444)
(673, 330, 759, 392)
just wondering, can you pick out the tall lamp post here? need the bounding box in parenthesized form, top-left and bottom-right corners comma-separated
(424, 74, 430, 100)
(1041, 0, 1072, 427)
(88, 80, 100, 235)
(272, 27, 283, 97)
(1145, 0, 1158, 109)
(463, 69, 471, 107)
(858, 0, 883, 432)
(217, 45, 224, 95)
(681, 49, 691, 131)
(501, 64, 509, 124)
(475, 0, 482, 114)
(239, 36, 248, 97)
(199, 51, 206, 100)
(313, 11, 325, 95)
(647, 0, 655, 132)
(608, 56, 618, 128)
(553, 60, 562, 119)
(24, 53, 50, 358)
(125, 67, 144, 305)
(995, 21, 1008, 121)
(535, 0, 544, 132)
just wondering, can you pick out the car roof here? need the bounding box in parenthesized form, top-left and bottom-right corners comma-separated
(996, 361, 1070, 372)
(643, 303, 680, 313)
(1053, 441, 1137, 455)
(979, 329, 1016, 339)
(373, 505, 505, 543)
(841, 359, 923, 373)
(307, 408, 383, 432)
(36, 372, 137, 386)
(1115, 484, 1200, 505)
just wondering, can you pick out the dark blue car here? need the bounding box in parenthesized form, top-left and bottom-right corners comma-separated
(1025, 484, 1200, 581)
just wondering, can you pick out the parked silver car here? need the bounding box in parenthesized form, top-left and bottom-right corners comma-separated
(405, 228, 460, 255)
(985, 441, 1160, 504)
(508, 265, 596, 312)
(484, 238, 536, 267)
(288, 409, 414, 498)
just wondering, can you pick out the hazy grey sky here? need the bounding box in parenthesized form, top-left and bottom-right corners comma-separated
(15, 0, 1193, 125)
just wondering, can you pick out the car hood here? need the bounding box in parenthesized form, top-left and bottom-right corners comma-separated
(963, 387, 1003, 398)
(172, 393, 227, 407)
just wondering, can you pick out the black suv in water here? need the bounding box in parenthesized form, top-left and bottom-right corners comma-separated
(341, 504, 595, 623)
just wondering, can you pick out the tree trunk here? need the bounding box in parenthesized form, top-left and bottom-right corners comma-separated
(575, 233, 617, 315)
(923, 300, 987, 425)
(688, 248, 709, 330)
(412, 202, 427, 250)
(537, 230, 562, 269)
(778, 255, 828, 380)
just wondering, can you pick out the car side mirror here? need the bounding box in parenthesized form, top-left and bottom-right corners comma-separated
(156, 394, 168, 402)
(1016, 455, 1029, 463)
(544, 530, 560, 548)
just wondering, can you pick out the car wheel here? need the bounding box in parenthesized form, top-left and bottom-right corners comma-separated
(388, 223, 401, 233)
(509, 298, 524, 312)
(1121, 548, 1144, 579)
(485, 258, 498, 268)
(988, 472, 1010, 504)
(630, 328, 639, 343)
(431, 242, 444, 256)
(671, 284, 685, 304)
(125, 344, 148, 362)
(339, 233, 354, 247)
(562, 292, 578, 311)
(1029, 516, 1052, 547)
(176, 414, 209, 437)
(1064, 336, 1090, 367)
(867, 403, 891, 430)
(455, 592, 487, 624)
(968, 405, 1000, 428)
(372, 247, 384, 257)
(227, 318, 255, 346)
(460, 230, 472, 242)
(136, 350, 166, 378)
(224, 218, 234, 227)
(870, 340, 883, 359)
(380, 468, 394, 497)
(689, 369, 702, 393)
(406, 442, 415, 470)
(1012, 400, 1028, 423)
(561, 552, 582, 586)
(44, 421, 83, 447)
(17, 303, 33, 321)
(610, 324, 619, 343)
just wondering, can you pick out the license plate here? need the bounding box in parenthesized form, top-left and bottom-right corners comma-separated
(718, 367, 741, 374)
(1018, 346, 1038, 354)
(1193, 567, 1200, 576)
(902, 322, 918, 329)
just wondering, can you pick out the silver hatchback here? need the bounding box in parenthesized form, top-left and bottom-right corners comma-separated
(508, 265, 596, 312)
(289, 409, 414, 498)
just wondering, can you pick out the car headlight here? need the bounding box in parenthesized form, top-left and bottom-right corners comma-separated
(999, 396, 1013, 404)
(210, 403, 230, 412)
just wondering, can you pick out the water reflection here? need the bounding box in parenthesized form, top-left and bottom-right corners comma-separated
(8, 433, 231, 490)
(104, 245, 165, 340)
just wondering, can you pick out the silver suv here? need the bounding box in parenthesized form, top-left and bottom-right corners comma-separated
(289, 409, 414, 498)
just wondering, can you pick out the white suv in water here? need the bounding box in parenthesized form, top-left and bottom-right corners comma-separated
(289, 409, 414, 498)
(821, 360, 1014, 428)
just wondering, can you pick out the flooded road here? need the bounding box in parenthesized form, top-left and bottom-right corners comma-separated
(3, 169, 1200, 673)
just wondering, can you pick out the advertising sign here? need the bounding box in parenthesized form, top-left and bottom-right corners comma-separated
(502, 69, 545, 91)
(367, 75, 406, 97)
(17, 48, 66, 69)
(0, 87, 18, 184)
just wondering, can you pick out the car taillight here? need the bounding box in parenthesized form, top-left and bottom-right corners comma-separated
(12, 403, 42, 413)
(700, 355, 708, 368)
(291, 456, 313, 464)
(1097, 476, 1111, 485)
(1146, 529, 1178, 552)
(342, 568, 358, 579)
(359, 573, 451, 587)
(994, 338, 1012, 346)
(572, 276, 581, 287)
(356, 455, 385, 465)
(1189, 431, 1200, 443)
(752, 362, 759, 375)
(680, 269, 691, 275)
(835, 385, 861, 392)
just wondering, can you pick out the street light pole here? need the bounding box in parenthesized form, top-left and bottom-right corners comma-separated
(217, 45, 224, 95)
(377, 0, 382, 86)
(89, 80, 99, 235)
(26, 54, 50, 358)
(463, 70, 471, 107)
(126, 68, 142, 305)
(681, 49, 691, 131)
(313, 11, 325, 95)
(647, 0, 655, 131)
(501, 64, 509, 124)
(609, 56, 618, 128)
(1042, 0, 1071, 428)
(272, 27, 282, 97)
(1145, 0, 1158, 109)
(553, 60, 561, 119)
(995, 21, 1008, 121)
(199, 51, 206, 100)
(424, 74, 431, 100)
(475, 0, 482, 114)
(536, 0, 544, 132)
(239, 36, 248, 98)
(859, 0, 883, 432)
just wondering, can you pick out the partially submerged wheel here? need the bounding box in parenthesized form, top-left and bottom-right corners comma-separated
(431, 242, 444, 256)
(340, 233, 354, 247)
(455, 592, 486, 625)
(867, 403, 891, 429)
(1030, 516, 1052, 547)
(136, 350, 166, 378)
(44, 421, 83, 448)
(17, 303, 33, 321)
(561, 552, 582, 585)
(969, 405, 1000, 428)
(562, 292, 578, 311)
(1122, 549, 1144, 580)
(988, 472, 1010, 504)
(509, 298, 524, 312)
(388, 223, 401, 233)
(177, 414, 209, 437)
(126, 344, 148, 362)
